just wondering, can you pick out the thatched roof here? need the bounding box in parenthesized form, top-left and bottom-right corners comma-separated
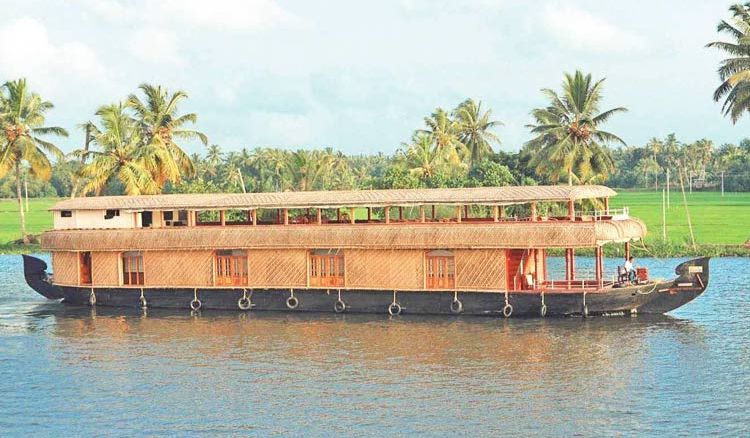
(42, 218, 645, 251)
(51, 185, 617, 211)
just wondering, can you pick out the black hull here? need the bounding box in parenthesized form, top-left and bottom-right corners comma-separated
(22, 256, 710, 317)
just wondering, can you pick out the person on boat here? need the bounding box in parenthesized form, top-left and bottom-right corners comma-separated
(624, 256, 636, 283)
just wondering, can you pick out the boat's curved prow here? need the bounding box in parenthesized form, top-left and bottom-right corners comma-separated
(638, 257, 710, 314)
(22, 255, 64, 300)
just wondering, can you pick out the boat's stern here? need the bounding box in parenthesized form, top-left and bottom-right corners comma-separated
(637, 257, 710, 314)
(22, 255, 64, 300)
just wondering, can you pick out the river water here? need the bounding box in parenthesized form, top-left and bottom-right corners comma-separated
(0, 255, 748, 436)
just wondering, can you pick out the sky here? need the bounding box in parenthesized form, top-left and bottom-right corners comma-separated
(0, 0, 745, 155)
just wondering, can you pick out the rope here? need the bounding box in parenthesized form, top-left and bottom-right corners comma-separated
(637, 282, 659, 295)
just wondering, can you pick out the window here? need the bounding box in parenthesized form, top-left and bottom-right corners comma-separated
(426, 250, 455, 289)
(215, 250, 248, 286)
(163, 210, 188, 226)
(309, 249, 345, 287)
(61, 210, 73, 218)
(122, 251, 144, 285)
(104, 209, 120, 220)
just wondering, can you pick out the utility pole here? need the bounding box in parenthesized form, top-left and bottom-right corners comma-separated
(666, 168, 670, 209)
(679, 168, 697, 250)
(721, 171, 725, 197)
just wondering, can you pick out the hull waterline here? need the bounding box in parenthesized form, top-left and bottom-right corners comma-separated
(22, 256, 709, 317)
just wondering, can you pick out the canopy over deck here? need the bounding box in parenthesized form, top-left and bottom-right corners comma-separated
(51, 185, 617, 211)
(41, 218, 645, 251)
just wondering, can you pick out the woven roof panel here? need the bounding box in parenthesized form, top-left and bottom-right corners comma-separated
(41, 219, 644, 251)
(51, 185, 617, 211)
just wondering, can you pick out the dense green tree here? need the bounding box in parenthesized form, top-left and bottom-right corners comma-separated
(707, 3, 750, 123)
(453, 99, 502, 167)
(74, 103, 157, 195)
(0, 78, 68, 242)
(525, 70, 627, 185)
(127, 83, 207, 188)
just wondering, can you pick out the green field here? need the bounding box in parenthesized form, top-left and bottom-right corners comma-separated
(0, 192, 748, 250)
(610, 190, 750, 245)
(0, 198, 58, 244)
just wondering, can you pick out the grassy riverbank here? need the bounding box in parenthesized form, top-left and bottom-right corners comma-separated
(0, 191, 748, 256)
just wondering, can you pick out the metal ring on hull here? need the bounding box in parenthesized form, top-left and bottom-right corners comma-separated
(190, 299, 202, 311)
(450, 299, 463, 314)
(388, 302, 402, 316)
(238, 289, 252, 310)
(139, 288, 147, 309)
(334, 299, 346, 313)
(286, 296, 299, 310)
(502, 303, 513, 318)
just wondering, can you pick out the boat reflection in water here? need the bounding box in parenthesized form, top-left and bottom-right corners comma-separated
(46, 305, 706, 378)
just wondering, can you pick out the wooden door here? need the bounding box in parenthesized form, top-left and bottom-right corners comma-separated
(79, 251, 92, 285)
(426, 255, 455, 289)
(215, 254, 248, 286)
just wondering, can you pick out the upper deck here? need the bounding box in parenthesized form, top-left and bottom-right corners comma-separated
(42, 185, 645, 250)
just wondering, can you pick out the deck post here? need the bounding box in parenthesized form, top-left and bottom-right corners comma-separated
(283, 208, 289, 225)
(493, 205, 499, 222)
(399, 206, 403, 221)
(316, 208, 322, 225)
(419, 206, 425, 223)
(499, 206, 506, 219)
(594, 246, 602, 287)
(431, 205, 436, 219)
(367, 207, 372, 221)
(385, 207, 390, 224)
(455, 206, 462, 223)
(349, 207, 356, 224)
(336, 208, 341, 222)
(464, 205, 469, 220)
(625, 241, 631, 260)
(530, 202, 537, 221)
(220, 210, 226, 226)
(252, 209, 257, 226)
(603, 197, 610, 213)
(568, 199, 575, 221)
(533, 249, 539, 288)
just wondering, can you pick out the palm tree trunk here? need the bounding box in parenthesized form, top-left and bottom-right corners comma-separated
(15, 163, 28, 244)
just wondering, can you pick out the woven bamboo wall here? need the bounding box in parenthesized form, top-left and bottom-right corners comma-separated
(144, 251, 213, 286)
(454, 249, 506, 291)
(345, 249, 424, 290)
(92, 252, 120, 286)
(247, 249, 307, 288)
(52, 251, 78, 285)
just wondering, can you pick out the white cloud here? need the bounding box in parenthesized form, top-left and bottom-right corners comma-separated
(543, 2, 646, 53)
(127, 28, 183, 65)
(0, 17, 107, 95)
(79, 0, 135, 22)
(149, 0, 303, 31)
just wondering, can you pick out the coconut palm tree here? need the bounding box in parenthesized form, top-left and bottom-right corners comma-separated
(707, 3, 750, 123)
(74, 103, 158, 196)
(403, 132, 442, 180)
(284, 149, 332, 191)
(419, 108, 464, 165)
(453, 98, 502, 167)
(126, 83, 207, 188)
(525, 70, 627, 185)
(0, 78, 68, 243)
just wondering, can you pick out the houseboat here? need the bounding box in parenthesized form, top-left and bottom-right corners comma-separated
(23, 185, 709, 317)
